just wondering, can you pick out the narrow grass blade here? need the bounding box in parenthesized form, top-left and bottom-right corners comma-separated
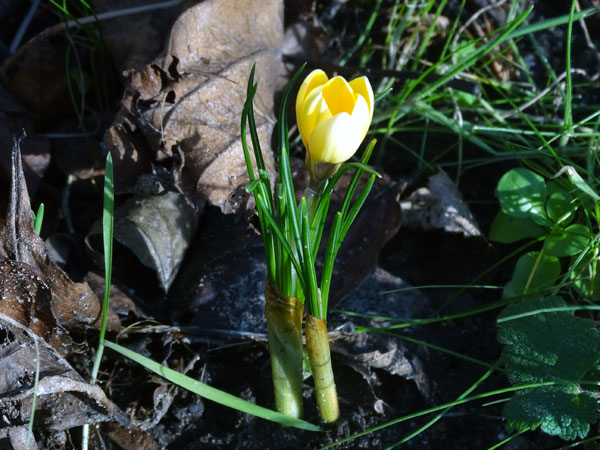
(412, 8, 532, 101)
(33, 203, 44, 235)
(561, 0, 577, 145)
(339, 0, 382, 66)
(321, 381, 561, 449)
(278, 65, 307, 277)
(339, 175, 376, 241)
(387, 363, 498, 448)
(104, 341, 320, 431)
(241, 76, 258, 181)
(553, 166, 600, 201)
(506, 7, 599, 40)
(83, 152, 114, 450)
(90, 152, 114, 383)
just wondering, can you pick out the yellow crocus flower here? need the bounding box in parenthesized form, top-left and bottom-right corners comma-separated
(296, 69, 374, 182)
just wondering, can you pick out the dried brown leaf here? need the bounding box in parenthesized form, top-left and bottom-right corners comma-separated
(4, 39, 73, 125)
(86, 271, 148, 319)
(400, 168, 482, 236)
(0, 314, 127, 439)
(87, 191, 198, 292)
(0, 258, 69, 354)
(105, 0, 284, 213)
(0, 136, 119, 331)
(104, 421, 160, 450)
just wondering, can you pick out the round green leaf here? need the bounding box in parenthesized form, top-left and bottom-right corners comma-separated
(498, 168, 547, 221)
(489, 210, 545, 243)
(546, 186, 575, 224)
(503, 251, 561, 298)
(544, 224, 591, 257)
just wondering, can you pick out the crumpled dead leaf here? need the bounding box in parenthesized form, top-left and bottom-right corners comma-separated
(383, 167, 496, 286)
(400, 168, 481, 237)
(333, 268, 432, 398)
(87, 191, 198, 292)
(104, 421, 160, 450)
(0, 313, 127, 446)
(86, 271, 148, 319)
(104, 0, 283, 213)
(0, 136, 119, 331)
(3, 38, 74, 126)
(0, 258, 69, 355)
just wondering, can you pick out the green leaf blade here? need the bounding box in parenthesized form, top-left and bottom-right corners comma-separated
(497, 168, 547, 222)
(545, 186, 576, 224)
(105, 341, 320, 431)
(503, 252, 560, 298)
(544, 224, 591, 257)
(489, 210, 545, 243)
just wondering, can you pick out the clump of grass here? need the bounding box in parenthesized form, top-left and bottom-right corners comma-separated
(321, 0, 600, 447)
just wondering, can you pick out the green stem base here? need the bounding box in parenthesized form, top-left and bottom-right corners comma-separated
(265, 281, 304, 419)
(305, 314, 339, 423)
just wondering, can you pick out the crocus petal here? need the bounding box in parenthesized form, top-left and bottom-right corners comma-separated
(349, 76, 374, 120)
(295, 69, 374, 182)
(322, 76, 356, 116)
(349, 94, 371, 142)
(308, 113, 362, 164)
(298, 87, 332, 148)
(296, 69, 328, 126)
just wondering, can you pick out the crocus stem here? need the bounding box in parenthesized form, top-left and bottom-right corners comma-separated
(264, 281, 304, 419)
(304, 186, 318, 223)
(305, 313, 339, 423)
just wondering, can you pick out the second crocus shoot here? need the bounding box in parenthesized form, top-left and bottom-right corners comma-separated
(241, 65, 378, 423)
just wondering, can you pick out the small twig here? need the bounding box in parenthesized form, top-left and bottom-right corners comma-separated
(500, 69, 589, 119)
(575, 0, 597, 51)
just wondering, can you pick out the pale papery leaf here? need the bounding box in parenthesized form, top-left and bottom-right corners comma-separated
(107, 0, 283, 214)
(0, 313, 127, 442)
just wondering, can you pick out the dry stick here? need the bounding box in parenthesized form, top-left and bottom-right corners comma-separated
(575, 0, 597, 51)
(499, 69, 590, 119)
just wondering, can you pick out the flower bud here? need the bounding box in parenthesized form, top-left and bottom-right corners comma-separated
(295, 70, 374, 182)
